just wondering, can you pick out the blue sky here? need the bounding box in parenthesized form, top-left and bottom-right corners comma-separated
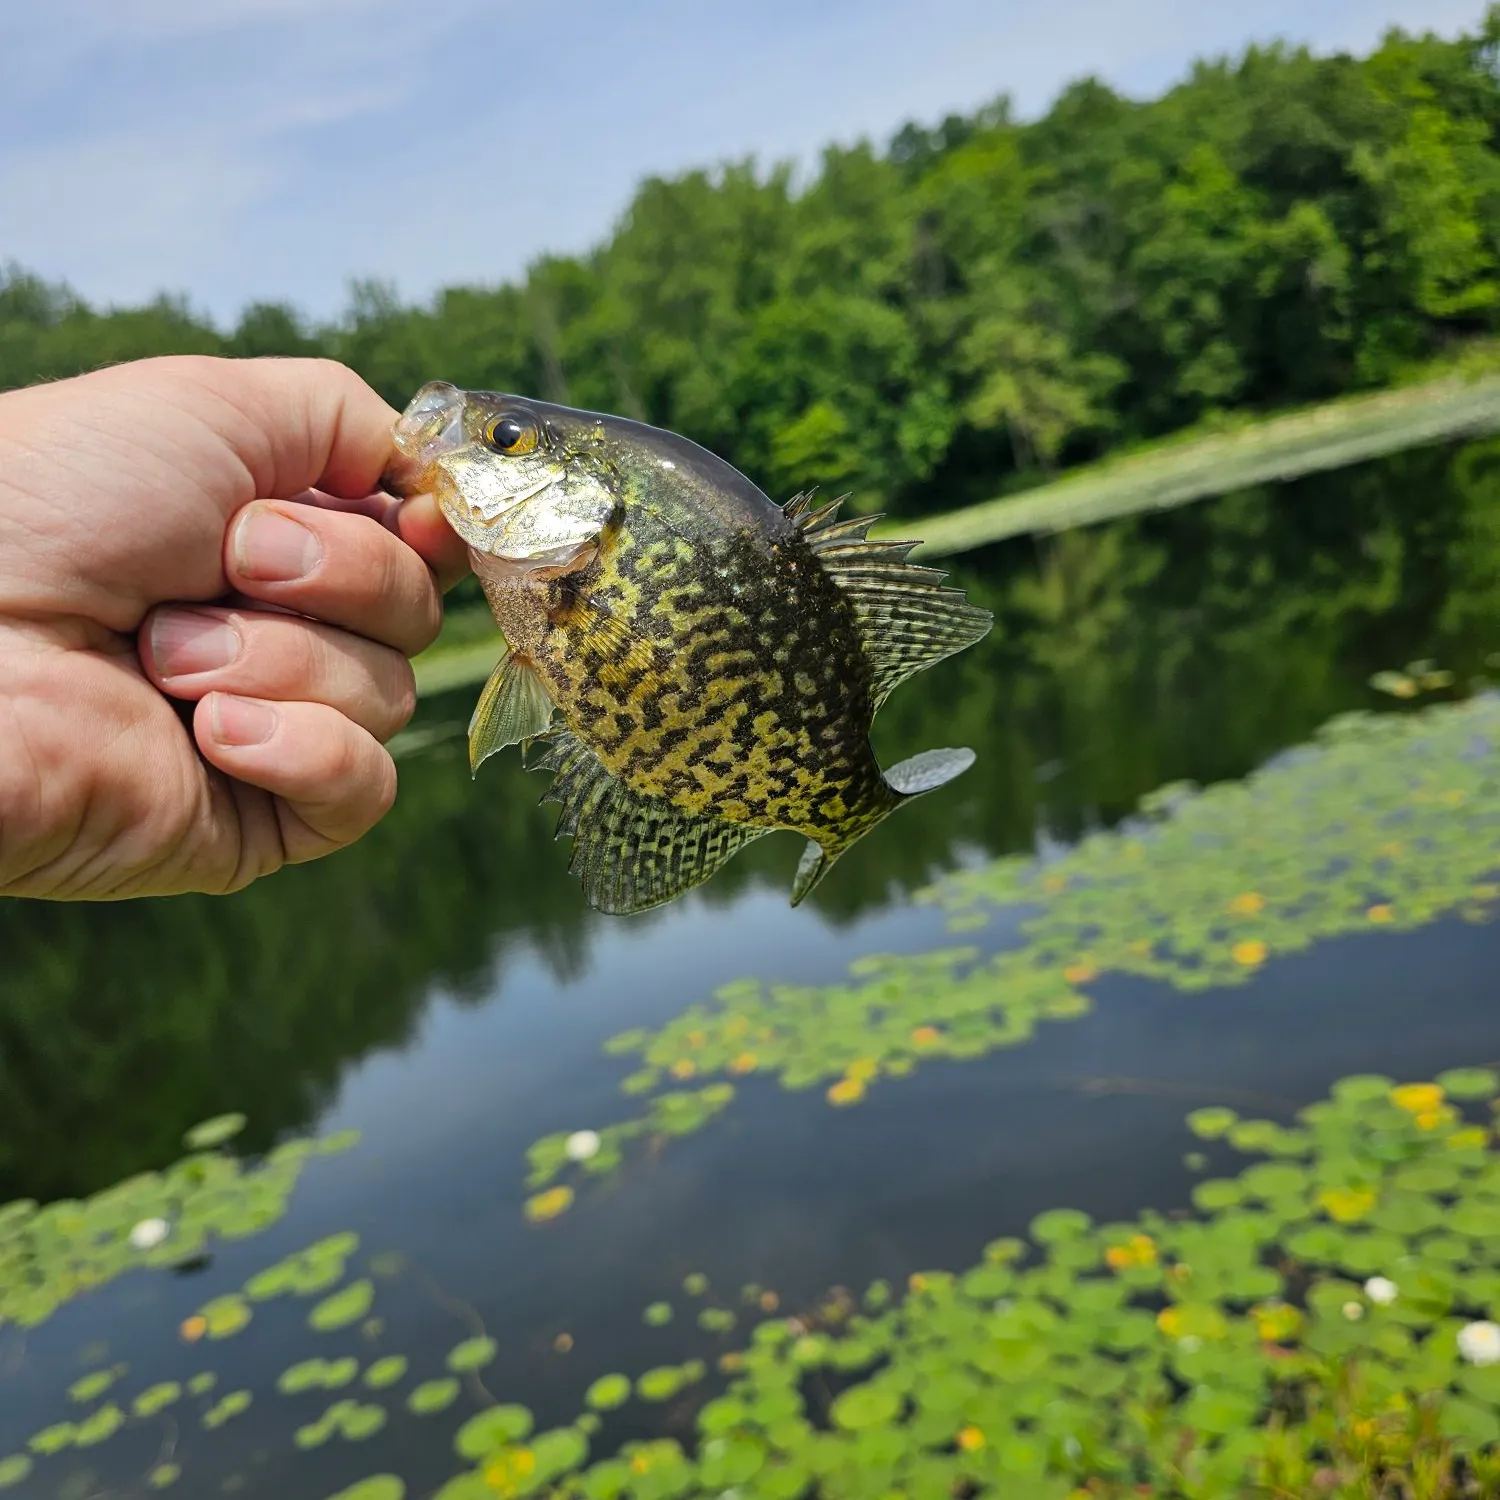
(1, 0, 1486, 325)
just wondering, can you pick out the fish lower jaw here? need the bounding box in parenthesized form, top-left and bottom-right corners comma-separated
(468, 539, 599, 583)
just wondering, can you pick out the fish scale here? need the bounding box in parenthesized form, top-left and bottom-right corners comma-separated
(387, 382, 992, 914)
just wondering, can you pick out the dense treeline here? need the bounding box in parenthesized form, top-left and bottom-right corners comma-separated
(4, 15, 1499, 518)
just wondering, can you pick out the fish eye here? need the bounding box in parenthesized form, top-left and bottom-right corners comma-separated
(484, 412, 540, 456)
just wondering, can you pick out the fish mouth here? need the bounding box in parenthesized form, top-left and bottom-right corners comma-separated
(383, 381, 468, 495)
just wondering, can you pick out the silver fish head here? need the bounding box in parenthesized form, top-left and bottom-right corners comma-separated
(389, 382, 618, 567)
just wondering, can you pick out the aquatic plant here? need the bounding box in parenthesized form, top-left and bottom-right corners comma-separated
(425, 1068, 1500, 1499)
(524, 695, 1500, 1201)
(0, 1113, 357, 1332)
(14, 1070, 1500, 1495)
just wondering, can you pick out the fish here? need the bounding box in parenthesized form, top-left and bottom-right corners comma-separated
(386, 382, 993, 914)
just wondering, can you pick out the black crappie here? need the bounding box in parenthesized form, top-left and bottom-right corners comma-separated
(387, 383, 992, 913)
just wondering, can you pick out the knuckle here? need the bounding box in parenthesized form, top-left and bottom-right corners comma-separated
(383, 656, 418, 734)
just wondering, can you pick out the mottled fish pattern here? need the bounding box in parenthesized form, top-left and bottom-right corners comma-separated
(388, 384, 992, 914)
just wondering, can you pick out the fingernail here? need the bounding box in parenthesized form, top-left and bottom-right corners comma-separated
(210, 694, 278, 747)
(150, 610, 241, 678)
(234, 508, 321, 582)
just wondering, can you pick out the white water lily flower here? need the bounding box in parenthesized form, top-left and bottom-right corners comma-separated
(128, 1218, 169, 1251)
(1364, 1276, 1398, 1306)
(1459, 1321, 1500, 1366)
(1342, 1301, 1364, 1321)
(564, 1130, 602, 1162)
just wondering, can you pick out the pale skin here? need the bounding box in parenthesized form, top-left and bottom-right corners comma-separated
(0, 355, 468, 899)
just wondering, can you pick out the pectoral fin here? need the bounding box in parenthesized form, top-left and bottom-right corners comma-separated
(469, 650, 555, 775)
(529, 729, 767, 914)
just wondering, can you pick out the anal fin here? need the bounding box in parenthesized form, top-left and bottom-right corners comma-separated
(469, 650, 555, 775)
(790, 841, 837, 906)
(530, 730, 767, 914)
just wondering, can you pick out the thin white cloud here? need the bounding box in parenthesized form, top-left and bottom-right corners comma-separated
(0, 0, 1489, 322)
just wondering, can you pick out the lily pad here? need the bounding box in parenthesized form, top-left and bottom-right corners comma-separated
(408, 1380, 461, 1416)
(446, 1336, 498, 1373)
(309, 1280, 374, 1333)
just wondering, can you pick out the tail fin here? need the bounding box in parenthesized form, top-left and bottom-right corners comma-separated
(883, 746, 976, 796)
(788, 747, 976, 907)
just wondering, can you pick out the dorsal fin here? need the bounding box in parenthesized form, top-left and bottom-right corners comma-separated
(527, 730, 768, 914)
(784, 492, 993, 707)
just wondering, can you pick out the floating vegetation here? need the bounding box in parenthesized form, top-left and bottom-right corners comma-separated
(408, 1379, 461, 1416)
(524, 695, 1500, 1197)
(0, 1116, 358, 1332)
(410, 1069, 1500, 1499)
(310, 1279, 375, 1333)
(446, 1337, 498, 1373)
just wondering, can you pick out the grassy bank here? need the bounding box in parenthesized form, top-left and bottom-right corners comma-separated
(896, 364, 1500, 560)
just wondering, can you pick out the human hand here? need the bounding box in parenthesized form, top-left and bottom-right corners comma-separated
(0, 355, 469, 899)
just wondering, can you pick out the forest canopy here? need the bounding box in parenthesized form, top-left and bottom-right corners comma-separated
(3, 11, 1499, 519)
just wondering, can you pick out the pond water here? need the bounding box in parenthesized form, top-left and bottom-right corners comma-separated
(4, 436, 1500, 1498)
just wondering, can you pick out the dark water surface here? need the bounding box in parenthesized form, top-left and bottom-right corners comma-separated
(4, 438, 1500, 1496)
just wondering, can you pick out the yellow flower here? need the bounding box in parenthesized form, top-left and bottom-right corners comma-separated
(759, 1290, 780, 1312)
(1127, 939, 1152, 956)
(1252, 1300, 1303, 1343)
(727, 1052, 759, 1075)
(1415, 1107, 1453, 1131)
(1232, 940, 1268, 967)
(179, 1315, 207, 1343)
(685, 1030, 707, 1048)
(909, 1273, 929, 1294)
(1042, 875, 1067, 894)
(669, 1059, 697, 1080)
(1063, 962, 1098, 985)
(718, 1352, 745, 1373)
(1440, 789, 1467, 806)
(524, 1186, 575, 1223)
(1156, 1307, 1183, 1338)
(910, 1026, 942, 1048)
(1228, 892, 1265, 916)
(846, 1058, 879, 1083)
(630, 1455, 652, 1475)
(1379, 842, 1404, 857)
(1390, 1083, 1445, 1115)
(827, 1077, 866, 1106)
(1104, 1235, 1158, 1271)
(485, 1449, 537, 1495)
(1318, 1186, 1377, 1223)
(1367, 904, 1394, 924)
(956, 1426, 985, 1452)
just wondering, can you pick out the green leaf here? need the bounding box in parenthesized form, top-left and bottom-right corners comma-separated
(408, 1380, 460, 1416)
(642, 1301, 673, 1327)
(0, 1456, 32, 1491)
(325, 1480, 404, 1500)
(585, 1375, 632, 1411)
(446, 1336, 498, 1373)
(309, 1280, 374, 1333)
(132, 1382, 182, 1417)
(455, 1406, 534, 1459)
(1186, 1107, 1238, 1140)
(325, 1480, 405, 1500)
(363, 1356, 408, 1390)
(184, 1114, 248, 1151)
(830, 1383, 902, 1431)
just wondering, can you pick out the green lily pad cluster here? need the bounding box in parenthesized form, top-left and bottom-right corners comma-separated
(524, 694, 1500, 1197)
(526, 1086, 737, 1194)
(0, 1115, 359, 1331)
(422, 1068, 1500, 1500)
